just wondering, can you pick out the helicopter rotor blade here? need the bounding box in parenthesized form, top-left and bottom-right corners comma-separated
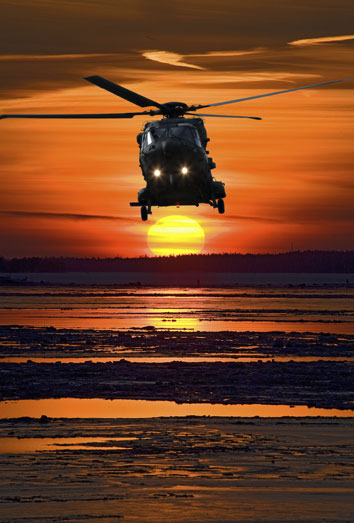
(186, 112, 261, 120)
(195, 79, 351, 110)
(84, 75, 164, 109)
(0, 112, 153, 120)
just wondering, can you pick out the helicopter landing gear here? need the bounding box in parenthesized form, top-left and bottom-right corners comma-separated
(141, 205, 148, 221)
(217, 198, 225, 214)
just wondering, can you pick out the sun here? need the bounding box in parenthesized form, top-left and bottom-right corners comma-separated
(147, 215, 205, 256)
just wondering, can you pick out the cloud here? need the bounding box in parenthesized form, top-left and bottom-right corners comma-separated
(142, 51, 205, 70)
(203, 214, 282, 225)
(289, 34, 354, 46)
(191, 49, 264, 57)
(0, 55, 145, 100)
(226, 215, 282, 223)
(0, 211, 130, 221)
(142, 48, 264, 70)
(0, 53, 120, 62)
(175, 72, 322, 92)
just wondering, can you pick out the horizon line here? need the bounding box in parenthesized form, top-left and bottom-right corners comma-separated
(1, 250, 354, 261)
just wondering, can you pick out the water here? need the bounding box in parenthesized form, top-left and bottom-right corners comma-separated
(1, 277, 354, 333)
(6, 272, 354, 286)
(2, 356, 354, 363)
(1, 277, 353, 427)
(1, 398, 353, 419)
(1, 275, 353, 523)
(0, 436, 136, 453)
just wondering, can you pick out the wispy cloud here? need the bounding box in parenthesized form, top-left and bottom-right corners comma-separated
(289, 34, 354, 46)
(142, 49, 264, 70)
(191, 49, 264, 57)
(0, 53, 120, 62)
(177, 72, 321, 89)
(226, 215, 282, 223)
(0, 211, 129, 221)
(142, 51, 205, 70)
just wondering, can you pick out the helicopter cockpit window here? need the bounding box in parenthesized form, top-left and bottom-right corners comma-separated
(154, 127, 167, 139)
(169, 125, 201, 146)
(146, 132, 153, 146)
(146, 127, 167, 145)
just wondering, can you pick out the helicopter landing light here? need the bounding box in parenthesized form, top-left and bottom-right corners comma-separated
(154, 169, 161, 177)
(181, 167, 188, 175)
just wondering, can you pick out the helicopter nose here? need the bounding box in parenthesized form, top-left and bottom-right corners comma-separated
(162, 138, 180, 158)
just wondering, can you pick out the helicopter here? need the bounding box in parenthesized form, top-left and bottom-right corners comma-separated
(0, 76, 349, 221)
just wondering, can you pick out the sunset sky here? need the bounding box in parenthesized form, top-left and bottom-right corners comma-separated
(0, 0, 353, 257)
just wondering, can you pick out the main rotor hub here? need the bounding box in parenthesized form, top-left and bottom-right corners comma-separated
(162, 102, 189, 118)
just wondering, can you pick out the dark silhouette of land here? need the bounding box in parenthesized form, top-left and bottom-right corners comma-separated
(0, 250, 353, 273)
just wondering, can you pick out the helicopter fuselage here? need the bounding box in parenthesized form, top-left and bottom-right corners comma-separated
(132, 117, 226, 216)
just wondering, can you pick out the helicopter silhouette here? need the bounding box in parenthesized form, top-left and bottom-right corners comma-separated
(0, 76, 349, 221)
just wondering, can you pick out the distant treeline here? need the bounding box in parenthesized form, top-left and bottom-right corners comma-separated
(0, 251, 354, 273)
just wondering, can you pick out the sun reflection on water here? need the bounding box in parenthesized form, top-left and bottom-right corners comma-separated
(146, 308, 200, 330)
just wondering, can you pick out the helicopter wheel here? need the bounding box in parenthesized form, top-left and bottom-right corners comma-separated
(217, 199, 225, 214)
(141, 205, 148, 221)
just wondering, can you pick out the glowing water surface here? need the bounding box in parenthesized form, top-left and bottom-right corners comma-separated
(2, 356, 353, 363)
(1, 310, 354, 334)
(1, 283, 354, 334)
(0, 436, 136, 453)
(1, 399, 353, 419)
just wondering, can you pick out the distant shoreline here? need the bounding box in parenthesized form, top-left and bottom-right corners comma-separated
(1, 251, 353, 274)
(1, 272, 353, 287)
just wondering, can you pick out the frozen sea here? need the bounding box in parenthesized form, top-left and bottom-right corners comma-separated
(1, 272, 353, 333)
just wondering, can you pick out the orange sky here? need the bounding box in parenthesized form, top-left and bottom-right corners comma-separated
(0, 0, 353, 257)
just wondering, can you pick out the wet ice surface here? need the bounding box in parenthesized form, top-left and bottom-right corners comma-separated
(0, 435, 136, 453)
(1, 325, 354, 359)
(1, 281, 354, 521)
(1, 357, 353, 410)
(0, 417, 353, 522)
(1, 322, 354, 411)
(1, 283, 354, 333)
